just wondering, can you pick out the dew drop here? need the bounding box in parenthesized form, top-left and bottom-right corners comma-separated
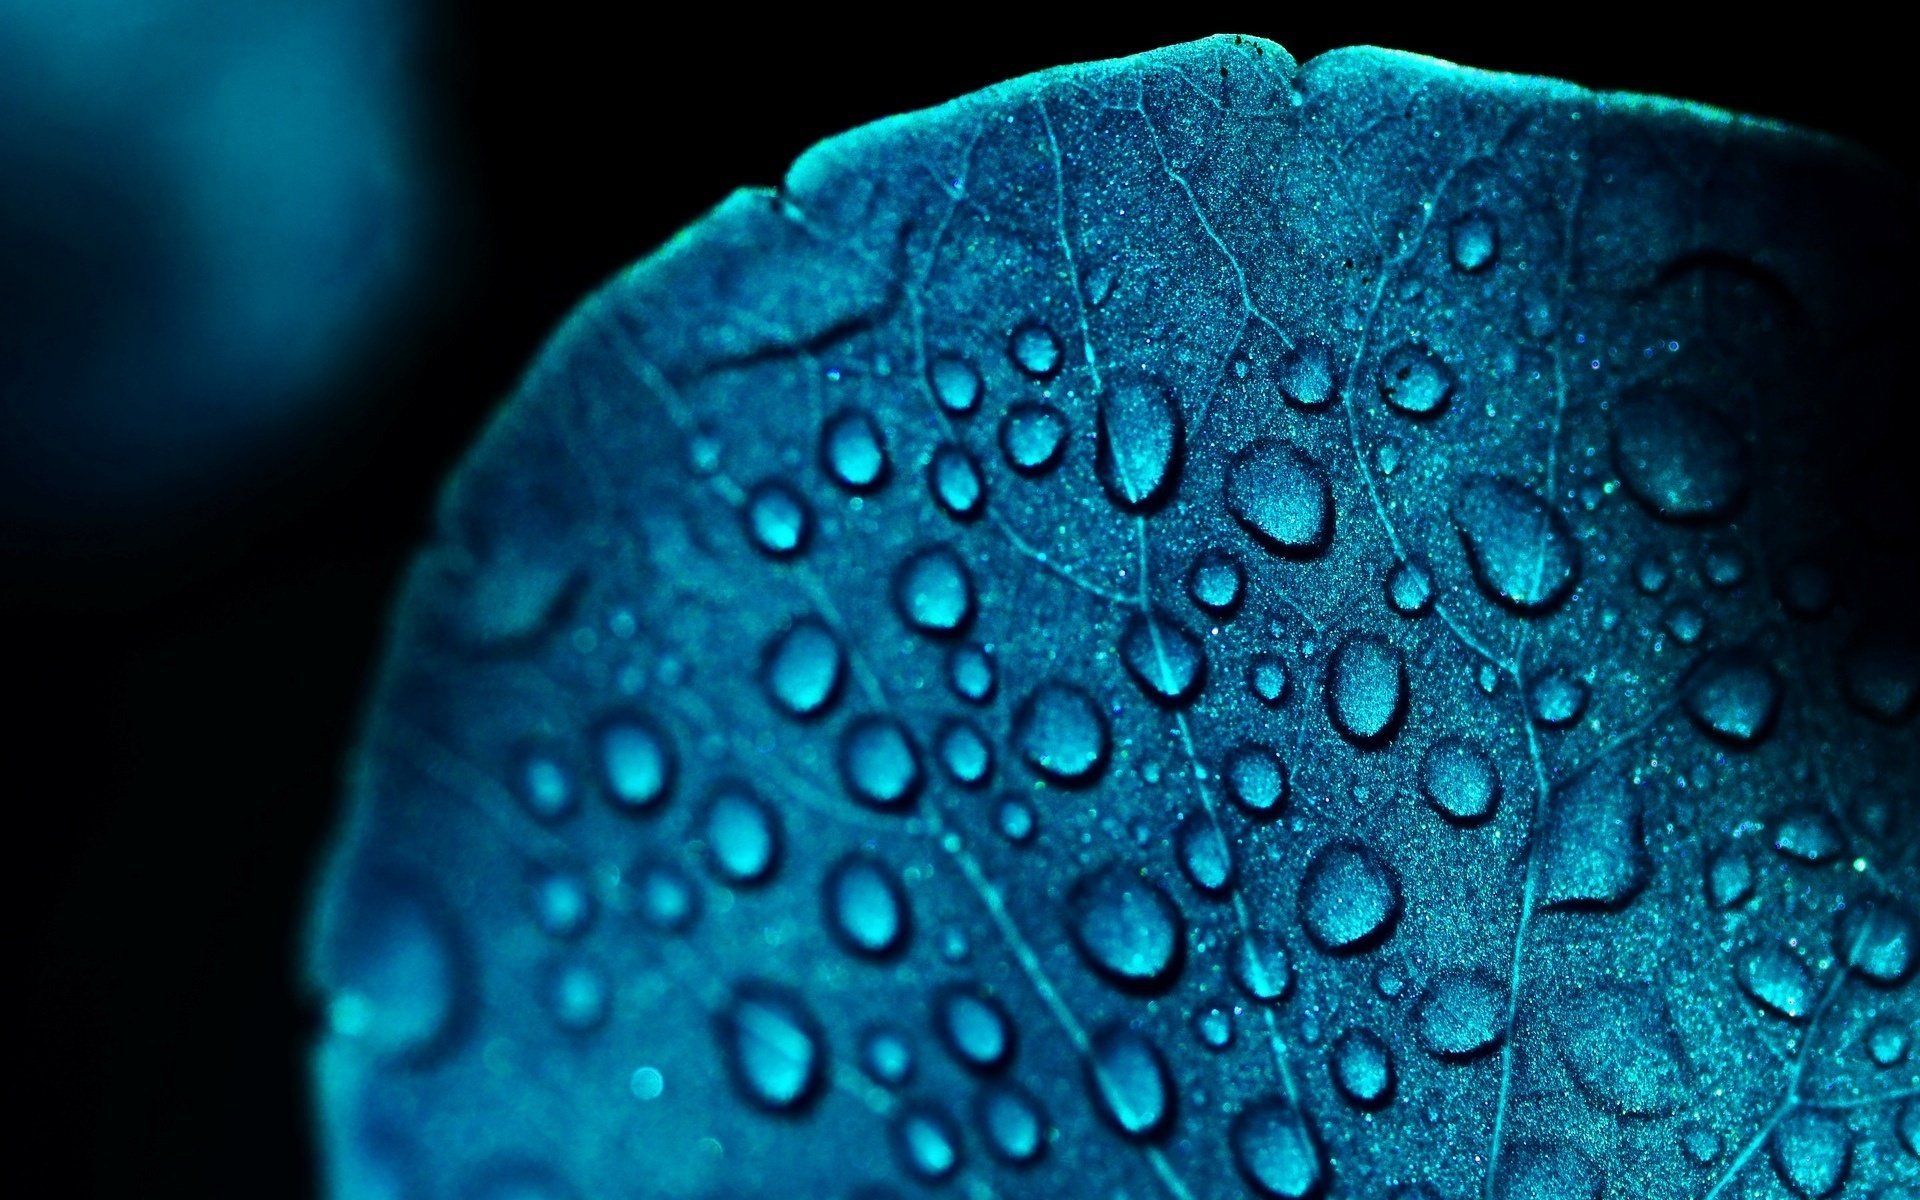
(1705, 846, 1756, 909)
(975, 1085, 1047, 1165)
(1556, 985, 1690, 1116)
(934, 984, 1014, 1072)
(1527, 668, 1588, 729)
(1541, 768, 1647, 910)
(929, 354, 982, 414)
(948, 642, 997, 704)
(546, 960, 610, 1033)
(1663, 602, 1706, 646)
(999, 403, 1069, 475)
(1837, 899, 1916, 984)
(1420, 737, 1500, 825)
(1769, 1108, 1851, 1199)
(820, 408, 889, 491)
(1327, 635, 1408, 746)
(1248, 656, 1290, 707)
(1226, 439, 1334, 558)
(860, 1026, 914, 1087)
(1188, 547, 1245, 615)
(702, 785, 780, 887)
(1196, 1002, 1235, 1051)
(1385, 557, 1435, 617)
(744, 480, 812, 557)
(1378, 344, 1454, 417)
(633, 860, 699, 932)
(927, 444, 985, 519)
(891, 1102, 962, 1183)
(1008, 321, 1063, 379)
(838, 717, 922, 810)
(1014, 682, 1109, 785)
(762, 617, 845, 719)
(1702, 539, 1749, 588)
(1233, 929, 1292, 1002)
(1452, 475, 1580, 614)
(1330, 1028, 1395, 1108)
(825, 854, 910, 958)
(1448, 211, 1499, 273)
(893, 546, 975, 636)
(1633, 553, 1671, 595)
(1225, 743, 1288, 818)
(1612, 392, 1747, 521)
(1120, 610, 1207, 707)
(1773, 810, 1846, 865)
(996, 797, 1036, 843)
(936, 720, 993, 789)
(1299, 841, 1402, 953)
(1684, 649, 1781, 745)
(1278, 341, 1337, 408)
(718, 985, 824, 1112)
(1176, 813, 1235, 897)
(1066, 865, 1184, 991)
(596, 715, 675, 813)
(530, 871, 594, 939)
(318, 872, 461, 1060)
(1865, 1017, 1911, 1067)
(1231, 1100, 1325, 1199)
(1414, 971, 1505, 1059)
(515, 750, 576, 823)
(1737, 939, 1815, 1020)
(1097, 376, 1183, 511)
(1841, 629, 1920, 724)
(1086, 1025, 1173, 1139)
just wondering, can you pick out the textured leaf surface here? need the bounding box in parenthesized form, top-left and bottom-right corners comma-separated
(307, 35, 1919, 1200)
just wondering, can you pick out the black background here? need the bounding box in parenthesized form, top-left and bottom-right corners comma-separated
(7, 16, 1912, 1194)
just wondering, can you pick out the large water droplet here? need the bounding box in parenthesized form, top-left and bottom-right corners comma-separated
(975, 1085, 1047, 1165)
(1379, 344, 1454, 417)
(1176, 813, 1235, 896)
(1120, 610, 1207, 707)
(1770, 1108, 1851, 1199)
(1066, 865, 1184, 991)
(763, 617, 845, 720)
(1226, 439, 1333, 558)
(744, 480, 812, 557)
(927, 444, 985, 519)
(718, 985, 824, 1112)
(1449, 211, 1499, 273)
(1327, 635, 1407, 746)
(891, 1102, 962, 1182)
(1299, 841, 1401, 953)
(1008, 321, 1063, 379)
(1414, 971, 1504, 1059)
(1231, 1100, 1325, 1199)
(838, 718, 922, 810)
(821, 408, 889, 491)
(1014, 682, 1109, 785)
(1420, 737, 1500, 825)
(1452, 475, 1580, 614)
(893, 545, 974, 636)
(1541, 768, 1647, 910)
(825, 854, 910, 958)
(1086, 1024, 1173, 1139)
(1612, 393, 1747, 521)
(702, 785, 780, 886)
(1837, 899, 1916, 984)
(999, 403, 1069, 475)
(319, 872, 462, 1060)
(1330, 1028, 1395, 1108)
(596, 714, 675, 813)
(1097, 376, 1182, 510)
(1685, 649, 1781, 745)
(1737, 940, 1815, 1020)
(1225, 743, 1288, 818)
(1556, 985, 1690, 1116)
(929, 353, 982, 414)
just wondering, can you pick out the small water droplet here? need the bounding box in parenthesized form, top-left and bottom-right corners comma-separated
(1773, 810, 1846, 864)
(999, 403, 1069, 475)
(838, 717, 922, 810)
(744, 481, 812, 557)
(1448, 211, 1499, 273)
(1226, 439, 1334, 558)
(1120, 610, 1207, 707)
(546, 959, 610, 1033)
(530, 871, 595, 939)
(1705, 846, 1756, 909)
(1176, 814, 1235, 896)
(1541, 768, 1646, 910)
(891, 1102, 963, 1182)
(1225, 743, 1288, 818)
(703, 785, 780, 886)
(1066, 865, 1184, 991)
(820, 408, 889, 491)
(1327, 635, 1408, 746)
(718, 984, 824, 1112)
(975, 1084, 1048, 1165)
(1097, 375, 1183, 511)
(1769, 1108, 1852, 1199)
(1836, 899, 1915, 984)
(1378, 344, 1454, 417)
(1865, 1017, 1911, 1067)
(1452, 475, 1580, 614)
(825, 854, 910, 959)
(893, 545, 975, 636)
(1195, 1001, 1235, 1051)
(1278, 341, 1337, 408)
(1086, 1024, 1173, 1139)
(1008, 321, 1063, 379)
(762, 618, 844, 719)
(996, 796, 1036, 843)
(1419, 737, 1499, 825)
(596, 714, 676, 812)
(927, 444, 986, 519)
(1330, 1028, 1395, 1108)
(515, 750, 576, 823)
(1187, 547, 1245, 615)
(948, 642, 997, 704)
(1612, 391, 1748, 521)
(1633, 553, 1671, 595)
(1385, 558, 1435, 617)
(1014, 682, 1109, 785)
(934, 984, 1014, 1072)
(1299, 842, 1402, 953)
(929, 354, 982, 414)
(633, 860, 698, 932)
(1248, 656, 1290, 706)
(1233, 929, 1292, 1002)
(1737, 940, 1815, 1020)
(1527, 668, 1589, 729)
(1231, 1100, 1325, 1198)
(1663, 602, 1706, 646)
(860, 1025, 914, 1087)
(1413, 971, 1504, 1059)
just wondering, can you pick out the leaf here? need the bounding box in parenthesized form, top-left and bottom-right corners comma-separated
(305, 34, 1920, 1200)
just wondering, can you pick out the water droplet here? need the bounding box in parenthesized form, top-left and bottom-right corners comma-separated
(318, 872, 462, 1060)
(1196, 1002, 1235, 1051)
(1097, 376, 1182, 511)
(1278, 341, 1337, 408)
(935, 720, 993, 788)
(1327, 635, 1408, 746)
(996, 796, 1036, 843)
(1448, 211, 1499, 272)
(596, 715, 675, 812)
(1685, 649, 1781, 745)
(890, 1102, 963, 1182)
(718, 984, 824, 1112)
(1385, 558, 1435, 617)
(927, 444, 985, 519)
(893, 545, 974, 636)
(1770, 1108, 1852, 1199)
(1541, 768, 1647, 910)
(935, 984, 1014, 1072)
(838, 717, 922, 810)
(633, 860, 698, 932)
(1705, 846, 1756, 909)
(1556, 985, 1690, 1116)
(1330, 1028, 1395, 1108)
(820, 408, 889, 491)
(1680, 1121, 1724, 1165)
(1120, 610, 1207, 707)
(1527, 668, 1588, 729)
(1014, 682, 1109, 785)
(1378, 344, 1454, 417)
(629, 1066, 664, 1102)
(1231, 1100, 1325, 1199)
(929, 354, 982, 414)
(1187, 547, 1245, 615)
(1663, 602, 1706, 646)
(1737, 940, 1815, 1020)
(975, 1085, 1047, 1165)
(1414, 971, 1505, 1059)
(546, 960, 610, 1033)
(1633, 553, 1671, 595)
(1233, 929, 1292, 1002)
(762, 617, 845, 719)
(1612, 392, 1747, 521)
(1008, 321, 1063, 379)
(1841, 628, 1920, 724)
(948, 642, 997, 704)
(1066, 865, 1184, 991)
(515, 750, 576, 823)
(1702, 539, 1749, 588)
(999, 403, 1069, 475)
(745, 480, 812, 557)
(1225, 743, 1288, 818)
(530, 871, 594, 939)
(1226, 439, 1334, 558)
(859, 1025, 914, 1087)
(1420, 737, 1500, 825)
(703, 785, 780, 886)
(1086, 1024, 1173, 1139)
(1865, 1018, 1911, 1067)
(1837, 898, 1916, 984)
(825, 854, 910, 958)
(1773, 810, 1846, 865)
(1299, 842, 1402, 953)
(1176, 814, 1235, 896)
(1248, 656, 1290, 706)
(1452, 475, 1580, 614)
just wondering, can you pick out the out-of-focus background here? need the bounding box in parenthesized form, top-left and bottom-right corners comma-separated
(2, 11, 1908, 1193)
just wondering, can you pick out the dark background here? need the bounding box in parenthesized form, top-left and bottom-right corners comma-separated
(6, 16, 1911, 1194)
